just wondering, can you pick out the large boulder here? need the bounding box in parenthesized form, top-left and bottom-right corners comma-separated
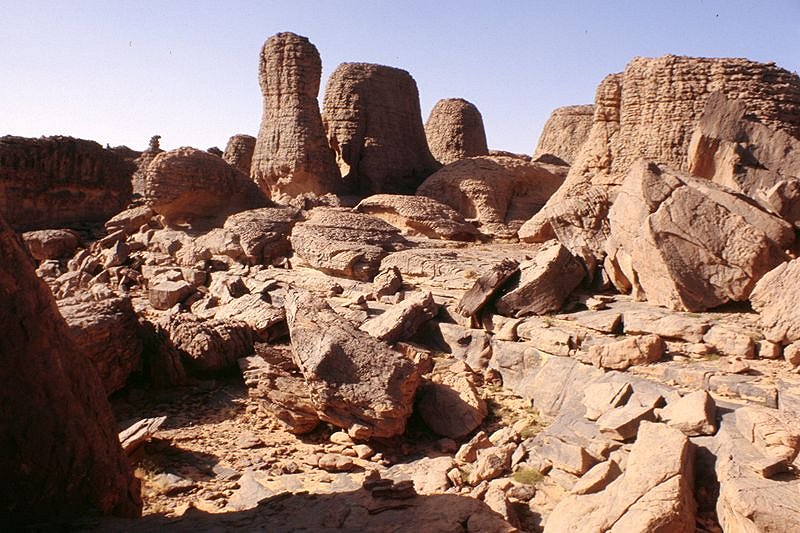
(416, 155, 567, 239)
(355, 193, 481, 241)
(751, 258, 800, 344)
(251, 33, 341, 200)
(222, 133, 256, 175)
(604, 161, 793, 311)
(144, 147, 265, 223)
(221, 207, 299, 265)
(526, 56, 800, 254)
(0, 215, 140, 522)
(533, 104, 594, 165)
(688, 92, 800, 218)
(22, 228, 82, 261)
(161, 314, 254, 374)
(424, 98, 488, 165)
(290, 208, 408, 281)
(0, 136, 134, 231)
(285, 290, 422, 439)
(544, 422, 695, 532)
(322, 62, 440, 195)
(59, 296, 143, 395)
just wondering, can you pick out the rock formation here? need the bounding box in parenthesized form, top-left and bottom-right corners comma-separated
(131, 135, 164, 195)
(144, 147, 266, 223)
(221, 207, 299, 265)
(223, 134, 257, 175)
(424, 98, 489, 165)
(251, 32, 341, 201)
(416, 155, 566, 238)
(323, 62, 440, 195)
(604, 161, 793, 311)
(22, 228, 82, 261)
(751, 258, 800, 345)
(533, 104, 594, 165)
(0, 214, 140, 523)
(0, 136, 134, 231)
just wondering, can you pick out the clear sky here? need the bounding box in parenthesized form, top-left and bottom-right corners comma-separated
(2, 1, 798, 154)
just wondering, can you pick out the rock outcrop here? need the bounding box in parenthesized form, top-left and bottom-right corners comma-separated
(751, 258, 800, 345)
(59, 296, 143, 395)
(533, 104, 594, 165)
(144, 147, 266, 223)
(251, 33, 341, 200)
(424, 98, 489, 165)
(290, 208, 408, 281)
(285, 290, 422, 439)
(22, 229, 82, 261)
(0, 215, 140, 523)
(604, 161, 793, 311)
(161, 314, 254, 374)
(223, 134, 257, 175)
(0, 136, 134, 231)
(132, 135, 163, 196)
(416, 155, 567, 239)
(221, 207, 299, 265)
(355, 194, 481, 241)
(323, 62, 440, 195)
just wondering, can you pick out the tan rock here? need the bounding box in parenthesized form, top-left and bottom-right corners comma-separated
(221, 207, 298, 265)
(456, 258, 519, 318)
(222, 134, 256, 175)
(252, 33, 341, 200)
(209, 293, 286, 343)
(582, 334, 665, 371)
(735, 405, 800, 465)
(546, 422, 695, 532)
(604, 161, 793, 311)
(22, 229, 81, 261)
(582, 382, 632, 421)
(785, 342, 800, 366)
(658, 390, 716, 436)
(703, 324, 756, 358)
(424, 98, 489, 165)
(495, 241, 585, 317)
(596, 392, 660, 441)
(359, 291, 438, 343)
(148, 279, 194, 310)
(323, 62, 439, 195)
(470, 444, 515, 485)
(417, 155, 567, 239)
(355, 194, 480, 240)
(285, 290, 422, 439)
(751, 258, 800, 344)
(416, 359, 487, 439)
(534, 104, 594, 165)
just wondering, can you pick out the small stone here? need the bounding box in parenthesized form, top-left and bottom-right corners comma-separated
(317, 453, 355, 473)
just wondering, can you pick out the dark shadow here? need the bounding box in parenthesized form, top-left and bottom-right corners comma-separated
(49, 488, 513, 532)
(132, 438, 220, 483)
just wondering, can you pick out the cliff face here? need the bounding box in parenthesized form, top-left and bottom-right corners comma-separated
(0, 136, 134, 231)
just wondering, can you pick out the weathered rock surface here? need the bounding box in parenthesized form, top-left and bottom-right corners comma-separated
(285, 290, 422, 439)
(424, 98, 489, 165)
(323, 62, 439, 195)
(0, 215, 140, 522)
(688, 92, 800, 215)
(22, 228, 81, 261)
(604, 161, 793, 311)
(0, 136, 134, 231)
(290, 208, 408, 281)
(360, 291, 438, 343)
(495, 241, 584, 317)
(533, 104, 594, 165)
(658, 390, 716, 436)
(544, 422, 695, 532)
(457, 258, 519, 318)
(751, 258, 800, 344)
(161, 314, 254, 374)
(148, 279, 195, 310)
(131, 135, 163, 196)
(251, 33, 341, 200)
(355, 194, 481, 241)
(581, 334, 665, 370)
(222, 134, 257, 175)
(144, 147, 265, 223)
(59, 296, 143, 394)
(416, 359, 487, 439)
(221, 207, 298, 265)
(417, 155, 567, 238)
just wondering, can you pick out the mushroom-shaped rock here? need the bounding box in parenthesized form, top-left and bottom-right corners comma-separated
(0, 215, 141, 523)
(252, 33, 341, 200)
(604, 161, 793, 312)
(323, 62, 440, 195)
(424, 98, 489, 165)
(416, 155, 566, 239)
(0, 136, 134, 231)
(355, 194, 481, 241)
(144, 147, 266, 224)
(223, 134, 257, 175)
(290, 208, 408, 281)
(533, 104, 594, 165)
(285, 290, 422, 439)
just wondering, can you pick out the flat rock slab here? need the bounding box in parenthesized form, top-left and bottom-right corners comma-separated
(356, 194, 481, 241)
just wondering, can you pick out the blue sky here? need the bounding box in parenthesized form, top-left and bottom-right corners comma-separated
(1, 1, 798, 154)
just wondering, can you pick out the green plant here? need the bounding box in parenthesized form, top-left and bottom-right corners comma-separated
(512, 467, 543, 485)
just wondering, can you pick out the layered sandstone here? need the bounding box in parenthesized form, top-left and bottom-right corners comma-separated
(425, 98, 489, 165)
(0, 215, 140, 522)
(251, 33, 341, 201)
(533, 104, 594, 164)
(0, 136, 134, 231)
(132, 135, 163, 196)
(223, 134, 257, 175)
(323, 62, 440, 195)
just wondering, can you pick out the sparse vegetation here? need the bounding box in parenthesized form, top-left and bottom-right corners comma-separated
(512, 467, 544, 485)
